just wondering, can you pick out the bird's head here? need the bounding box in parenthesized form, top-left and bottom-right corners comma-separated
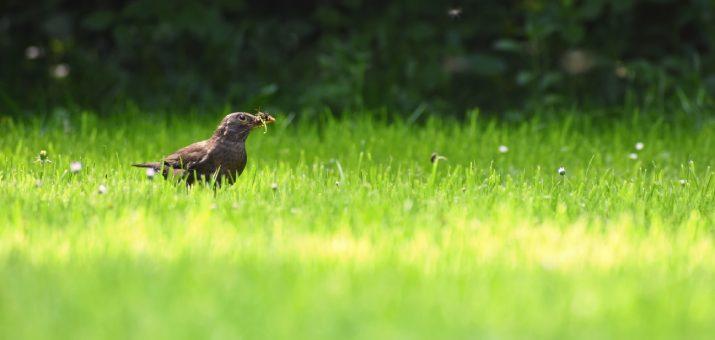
(214, 112, 275, 142)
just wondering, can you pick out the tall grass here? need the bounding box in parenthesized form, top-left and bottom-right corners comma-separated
(0, 109, 713, 339)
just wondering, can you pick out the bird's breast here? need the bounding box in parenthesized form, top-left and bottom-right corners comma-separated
(212, 142, 247, 174)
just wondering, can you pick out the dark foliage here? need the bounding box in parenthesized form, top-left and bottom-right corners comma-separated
(1, 0, 714, 115)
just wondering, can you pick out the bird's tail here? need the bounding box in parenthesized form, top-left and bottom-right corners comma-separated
(132, 162, 162, 169)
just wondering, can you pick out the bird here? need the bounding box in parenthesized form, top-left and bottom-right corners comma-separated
(132, 112, 275, 186)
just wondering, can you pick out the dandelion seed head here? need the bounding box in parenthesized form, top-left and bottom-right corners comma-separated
(635, 142, 644, 151)
(447, 7, 462, 18)
(51, 64, 70, 79)
(498, 145, 509, 153)
(335, 181, 340, 187)
(70, 161, 82, 173)
(271, 182, 279, 191)
(25, 46, 42, 60)
(679, 179, 687, 186)
(98, 184, 107, 194)
(628, 153, 638, 160)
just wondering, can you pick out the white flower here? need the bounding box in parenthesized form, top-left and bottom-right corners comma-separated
(98, 184, 107, 194)
(679, 179, 687, 186)
(628, 153, 638, 160)
(335, 181, 340, 187)
(498, 145, 509, 153)
(69, 161, 82, 173)
(25, 46, 42, 60)
(635, 142, 644, 151)
(146, 168, 156, 179)
(557, 166, 566, 176)
(447, 7, 462, 18)
(51, 64, 70, 79)
(271, 182, 278, 191)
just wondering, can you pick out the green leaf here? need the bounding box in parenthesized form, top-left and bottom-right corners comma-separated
(83, 11, 114, 31)
(469, 53, 506, 76)
(493, 39, 523, 53)
(516, 71, 534, 85)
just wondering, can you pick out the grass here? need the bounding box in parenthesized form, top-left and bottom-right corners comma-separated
(0, 109, 714, 339)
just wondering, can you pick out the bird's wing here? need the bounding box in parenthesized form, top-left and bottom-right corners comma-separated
(162, 140, 211, 170)
(132, 140, 214, 183)
(161, 140, 218, 183)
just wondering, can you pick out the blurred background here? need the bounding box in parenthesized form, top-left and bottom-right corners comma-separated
(1, 0, 714, 116)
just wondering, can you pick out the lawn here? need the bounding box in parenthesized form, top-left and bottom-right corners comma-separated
(0, 109, 713, 339)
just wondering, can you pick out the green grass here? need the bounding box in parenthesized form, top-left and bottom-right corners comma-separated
(0, 110, 714, 339)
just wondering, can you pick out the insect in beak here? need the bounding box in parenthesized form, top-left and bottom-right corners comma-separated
(254, 113, 276, 133)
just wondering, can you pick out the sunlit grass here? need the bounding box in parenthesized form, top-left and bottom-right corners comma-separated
(0, 109, 714, 339)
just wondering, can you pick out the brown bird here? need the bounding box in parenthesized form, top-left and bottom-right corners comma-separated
(133, 112, 275, 186)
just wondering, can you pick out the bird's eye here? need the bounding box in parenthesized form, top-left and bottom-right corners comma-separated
(238, 114, 246, 121)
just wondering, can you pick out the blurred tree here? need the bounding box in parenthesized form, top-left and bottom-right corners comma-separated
(0, 0, 713, 115)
